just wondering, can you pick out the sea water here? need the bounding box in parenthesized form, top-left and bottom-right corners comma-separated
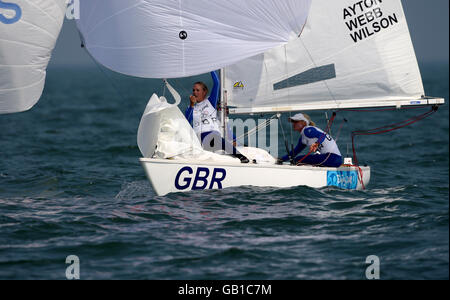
(0, 63, 448, 280)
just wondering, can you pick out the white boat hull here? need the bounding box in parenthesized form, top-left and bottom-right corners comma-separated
(139, 158, 371, 196)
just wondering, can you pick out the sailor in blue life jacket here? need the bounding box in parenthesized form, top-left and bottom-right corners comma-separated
(277, 113, 343, 167)
(185, 71, 250, 163)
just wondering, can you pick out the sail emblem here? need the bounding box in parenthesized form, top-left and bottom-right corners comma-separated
(0, 0, 22, 24)
(179, 31, 188, 40)
(233, 81, 245, 89)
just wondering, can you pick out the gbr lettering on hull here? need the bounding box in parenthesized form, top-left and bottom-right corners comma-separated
(175, 167, 227, 191)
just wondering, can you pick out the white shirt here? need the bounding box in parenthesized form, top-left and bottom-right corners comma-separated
(192, 99, 220, 136)
(301, 126, 341, 156)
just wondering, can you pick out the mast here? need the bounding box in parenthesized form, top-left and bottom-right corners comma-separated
(220, 68, 228, 140)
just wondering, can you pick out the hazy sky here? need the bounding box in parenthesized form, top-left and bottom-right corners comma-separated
(50, 0, 449, 67)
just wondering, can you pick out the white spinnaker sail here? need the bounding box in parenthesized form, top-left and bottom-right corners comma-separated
(225, 0, 426, 113)
(0, 0, 66, 114)
(137, 80, 181, 158)
(75, 0, 311, 79)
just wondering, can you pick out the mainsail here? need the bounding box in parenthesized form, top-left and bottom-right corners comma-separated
(0, 0, 66, 114)
(225, 0, 439, 114)
(76, 0, 312, 79)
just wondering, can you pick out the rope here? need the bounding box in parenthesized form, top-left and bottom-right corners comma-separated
(350, 105, 439, 189)
(339, 164, 366, 190)
(334, 118, 348, 143)
(300, 39, 338, 106)
(283, 45, 295, 158)
(172, 78, 192, 98)
(162, 80, 167, 98)
(235, 114, 278, 141)
(279, 115, 294, 164)
(351, 105, 438, 166)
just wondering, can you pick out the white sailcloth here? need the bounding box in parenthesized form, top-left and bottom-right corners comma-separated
(76, 0, 311, 79)
(225, 0, 426, 113)
(0, 0, 66, 114)
(137, 93, 240, 164)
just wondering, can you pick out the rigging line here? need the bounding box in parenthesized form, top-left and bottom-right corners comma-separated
(236, 120, 264, 145)
(325, 111, 336, 136)
(172, 78, 191, 98)
(325, 112, 330, 135)
(235, 122, 266, 141)
(162, 80, 167, 98)
(88, 54, 129, 103)
(235, 114, 278, 140)
(300, 39, 338, 106)
(80, 43, 129, 104)
(279, 115, 288, 141)
(352, 109, 436, 134)
(284, 45, 294, 155)
(351, 106, 438, 168)
(354, 110, 437, 137)
(334, 118, 348, 143)
(279, 116, 292, 163)
(76, 25, 129, 103)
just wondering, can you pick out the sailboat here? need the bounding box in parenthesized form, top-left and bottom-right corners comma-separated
(1, 0, 444, 196)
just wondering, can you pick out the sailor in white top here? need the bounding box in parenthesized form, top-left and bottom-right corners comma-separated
(185, 72, 250, 163)
(279, 113, 343, 167)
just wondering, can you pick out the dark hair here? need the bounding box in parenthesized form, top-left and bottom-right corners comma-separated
(194, 82, 208, 93)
